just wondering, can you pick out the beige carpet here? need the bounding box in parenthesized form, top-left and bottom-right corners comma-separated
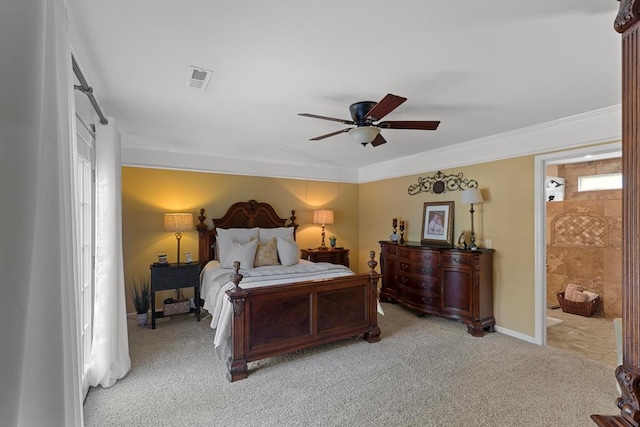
(84, 303, 620, 426)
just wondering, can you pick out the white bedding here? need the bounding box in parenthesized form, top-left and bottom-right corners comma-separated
(200, 259, 355, 359)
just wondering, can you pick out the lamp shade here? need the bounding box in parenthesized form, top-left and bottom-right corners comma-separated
(348, 126, 380, 145)
(313, 209, 334, 225)
(461, 188, 483, 205)
(163, 212, 193, 232)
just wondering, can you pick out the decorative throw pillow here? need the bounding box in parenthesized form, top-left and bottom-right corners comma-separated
(277, 237, 299, 267)
(220, 239, 258, 270)
(259, 227, 294, 242)
(254, 237, 279, 267)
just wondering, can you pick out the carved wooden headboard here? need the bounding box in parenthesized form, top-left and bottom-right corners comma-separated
(196, 200, 298, 268)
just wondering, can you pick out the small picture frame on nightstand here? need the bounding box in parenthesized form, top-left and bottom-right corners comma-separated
(185, 252, 193, 263)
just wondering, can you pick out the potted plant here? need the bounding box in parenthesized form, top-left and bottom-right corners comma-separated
(329, 235, 337, 248)
(130, 276, 151, 326)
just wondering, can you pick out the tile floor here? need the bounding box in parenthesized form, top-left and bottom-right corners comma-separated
(546, 307, 618, 368)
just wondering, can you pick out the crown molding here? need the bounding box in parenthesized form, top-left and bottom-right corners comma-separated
(121, 141, 360, 183)
(358, 105, 622, 183)
(122, 105, 621, 184)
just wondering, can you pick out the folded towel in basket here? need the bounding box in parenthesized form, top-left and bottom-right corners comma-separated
(583, 290, 599, 302)
(570, 291, 589, 303)
(564, 283, 584, 301)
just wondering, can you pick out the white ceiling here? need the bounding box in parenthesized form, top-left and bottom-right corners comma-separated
(66, 1, 622, 180)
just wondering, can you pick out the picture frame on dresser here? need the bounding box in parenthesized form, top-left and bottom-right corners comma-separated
(421, 201, 454, 246)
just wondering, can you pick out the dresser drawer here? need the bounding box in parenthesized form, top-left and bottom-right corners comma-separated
(152, 266, 176, 281)
(399, 248, 440, 266)
(381, 244, 398, 256)
(314, 252, 339, 263)
(398, 273, 439, 293)
(399, 262, 438, 277)
(398, 287, 440, 309)
(300, 249, 349, 267)
(151, 264, 200, 291)
(442, 252, 475, 269)
(176, 265, 200, 280)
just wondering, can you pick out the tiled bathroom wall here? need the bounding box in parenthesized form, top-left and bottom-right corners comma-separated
(546, 158, 622, 318)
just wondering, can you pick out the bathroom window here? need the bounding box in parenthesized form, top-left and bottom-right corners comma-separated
(578, 173, 622, 192)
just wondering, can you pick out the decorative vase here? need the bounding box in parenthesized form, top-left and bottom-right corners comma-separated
(137, 312, 148, 326)
(329, 238, 336, 248)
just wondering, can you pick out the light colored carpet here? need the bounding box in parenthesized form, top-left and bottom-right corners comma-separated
(84, 303, 620, 426)
(546, 316, 564, 328)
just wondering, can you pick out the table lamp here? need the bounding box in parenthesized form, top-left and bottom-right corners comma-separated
(461, 189, 483, 250)
(164, 212, 193, 264)
(313, 209, 334, 250)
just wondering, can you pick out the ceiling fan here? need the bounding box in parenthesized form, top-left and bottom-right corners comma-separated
(298, 93, 440, 147)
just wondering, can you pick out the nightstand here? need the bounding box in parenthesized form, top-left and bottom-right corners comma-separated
(149, 262, 201, 329)
(300, 248, 350, 268)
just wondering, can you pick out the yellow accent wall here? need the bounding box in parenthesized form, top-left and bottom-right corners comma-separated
(358, 157, 535, 336)
(122, 148, 620, 338)
(122, 167, 360, 310)
(122, 157, 535, 336)
(123, 158, 535, 335)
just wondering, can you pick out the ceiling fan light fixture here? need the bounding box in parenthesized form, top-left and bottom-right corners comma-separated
(348, 126, 380, 146)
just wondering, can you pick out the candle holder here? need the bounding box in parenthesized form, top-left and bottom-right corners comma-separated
(390, 218, 400, 243)
(399, 221, 405, 244)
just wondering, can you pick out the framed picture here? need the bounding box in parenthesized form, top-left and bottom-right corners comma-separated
(184, 252, 193, 264)
(421, 201, 454, 246)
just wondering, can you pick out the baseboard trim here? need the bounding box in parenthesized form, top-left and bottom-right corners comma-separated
(494, 325, 537, 344)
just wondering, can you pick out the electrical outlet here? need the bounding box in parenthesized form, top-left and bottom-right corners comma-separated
(485, 239, 492, 249)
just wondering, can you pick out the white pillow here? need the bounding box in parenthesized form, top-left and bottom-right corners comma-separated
(220, 239, 258, 270)
(277, 237, 299, 267)
(216, 227, 259, 260)
(259, 227, 294, 242)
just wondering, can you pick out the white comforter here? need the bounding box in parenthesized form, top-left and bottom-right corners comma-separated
(200, 259, 355, 359)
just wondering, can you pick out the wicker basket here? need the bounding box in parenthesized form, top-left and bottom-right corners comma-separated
(163, 298, 191, 316)
(556, 292, 599, 317)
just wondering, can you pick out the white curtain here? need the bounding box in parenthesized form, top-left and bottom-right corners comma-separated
(0, 0, 83, 425)
(89, 120, 131, 387)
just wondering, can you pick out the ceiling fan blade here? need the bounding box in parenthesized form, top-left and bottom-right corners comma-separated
(298, 113, 355, 125)
(377, 120, 440, 130)
(309, 128, 351, 141)
(364, 94, 407, 121)
(370, 133, 387, 147)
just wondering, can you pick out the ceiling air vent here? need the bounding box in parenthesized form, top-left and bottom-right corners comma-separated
(185, 66, 212, 91)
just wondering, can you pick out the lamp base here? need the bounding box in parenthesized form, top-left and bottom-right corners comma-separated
(175, 233, 182, 265)
(318, 225, 328, 250)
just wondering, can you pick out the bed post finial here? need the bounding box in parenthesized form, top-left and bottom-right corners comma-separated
(196, 208, 207, 232)
(367, 251, 378, 274)
(289, 210, 299, 239)
(229, 261, 244, 291)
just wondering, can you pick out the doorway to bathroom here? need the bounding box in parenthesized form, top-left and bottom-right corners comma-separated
(534, 142, 621, 367)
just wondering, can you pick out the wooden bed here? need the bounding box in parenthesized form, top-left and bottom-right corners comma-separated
(196, 200, 381, 381)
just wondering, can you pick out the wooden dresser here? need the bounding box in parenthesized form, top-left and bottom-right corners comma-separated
(379, 241, 495, 337)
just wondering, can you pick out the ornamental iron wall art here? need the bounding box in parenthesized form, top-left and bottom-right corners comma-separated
(408, 171, 478, 195)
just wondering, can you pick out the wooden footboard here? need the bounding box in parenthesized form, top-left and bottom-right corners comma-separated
(226, 252, 382, 381)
